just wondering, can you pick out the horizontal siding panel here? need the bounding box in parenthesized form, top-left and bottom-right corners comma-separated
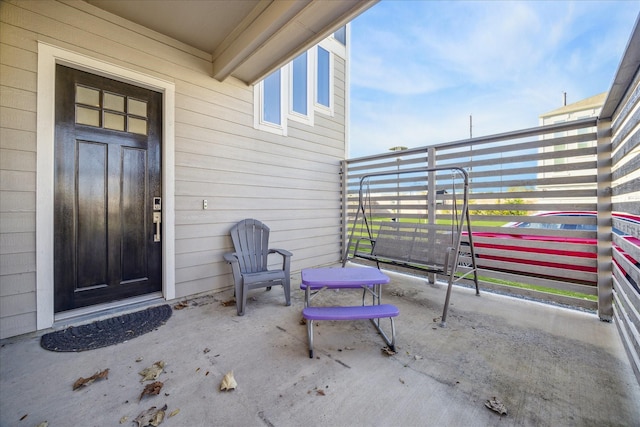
(0, 212, 35, 233)
(175, 137, 340, 174)
(0, 311, 36, 340)
(174, 183, 338, 202)
(0, 106, 36, 133)
(0, 170, 35, 192)
(0, 232, 34, 254)
(0, 191, 35, 212)
(0, 290, 35, 317)
(0, 18, 38, 52)
(174, 151, 336, 182)
(0, 85, 36, 111)
(0, 43, 37, 71)
(176, 167, 338, 192)
(0, 148, 36, 171)
(0, 271, 35, 297)
(0, 127, 36, 151)
(0, 64, 36, 92)
(0, 251, 35, 275)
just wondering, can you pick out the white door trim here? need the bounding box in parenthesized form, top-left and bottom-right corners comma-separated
(36, 42, 176, 330)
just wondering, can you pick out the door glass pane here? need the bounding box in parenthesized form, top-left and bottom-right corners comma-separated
(76, 86, 100, 107)
(104, 92, 125, 112)
(128, 117, 147, 135)
(76, 106, 100, 126)
(128, 99, 147, 117)
(104, 112, 125, 131)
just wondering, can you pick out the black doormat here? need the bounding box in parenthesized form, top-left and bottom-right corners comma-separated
(40, 304, 172, 352)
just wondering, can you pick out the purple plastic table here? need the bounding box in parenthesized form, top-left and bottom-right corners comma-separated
(300, 267, 397, 358)
(301, 267, 390, 289)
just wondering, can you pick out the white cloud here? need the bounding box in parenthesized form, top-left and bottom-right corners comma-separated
(348, 0, 640, 158)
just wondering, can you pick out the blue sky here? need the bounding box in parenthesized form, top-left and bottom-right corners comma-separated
(348, 1, 640, 158)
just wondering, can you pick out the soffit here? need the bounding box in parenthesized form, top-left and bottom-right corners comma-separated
(85, 0, 377, 85)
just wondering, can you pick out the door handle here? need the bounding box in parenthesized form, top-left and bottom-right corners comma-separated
(153, 212, 161, 242)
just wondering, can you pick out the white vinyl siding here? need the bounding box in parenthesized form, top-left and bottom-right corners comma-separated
(0, 0, 347, 338)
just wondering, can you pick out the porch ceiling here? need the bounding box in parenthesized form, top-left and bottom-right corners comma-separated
(84, 0, 377, 85)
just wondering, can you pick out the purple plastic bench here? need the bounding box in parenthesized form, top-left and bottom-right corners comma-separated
(302, 304, 399, 358)
(302, 304, 399, 321)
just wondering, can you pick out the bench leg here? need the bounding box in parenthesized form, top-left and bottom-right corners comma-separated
(371, 316, 396, 351)
(307, 319, 314, 358)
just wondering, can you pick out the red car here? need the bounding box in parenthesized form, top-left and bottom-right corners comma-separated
(466, 211, 640, 288)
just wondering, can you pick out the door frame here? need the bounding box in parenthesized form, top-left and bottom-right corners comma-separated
(36, 42, 176, 330)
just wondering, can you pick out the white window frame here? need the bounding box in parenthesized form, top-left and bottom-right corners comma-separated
(315, 41, 335, 117)
(253, 68, 288, 136)
(288, 50, 314, 126)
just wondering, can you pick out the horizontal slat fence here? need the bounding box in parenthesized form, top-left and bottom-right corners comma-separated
(610, 70, 640, 384)
(343, 119, 610, 311)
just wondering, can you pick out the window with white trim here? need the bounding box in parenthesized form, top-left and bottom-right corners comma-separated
(254, 27, 346, 134)
(288, 51, 313, 126)
(316, 46, 331, 111)
(254, 68, 287, 135)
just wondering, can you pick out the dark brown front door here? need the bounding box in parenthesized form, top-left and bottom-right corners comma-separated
(54, 65, 162, 312)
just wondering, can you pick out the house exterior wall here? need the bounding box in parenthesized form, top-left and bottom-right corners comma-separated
(0, 0, 347, 338)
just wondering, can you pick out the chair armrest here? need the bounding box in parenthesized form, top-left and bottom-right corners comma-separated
(269, 248, 292, 258)
(223, 252, 239, 264)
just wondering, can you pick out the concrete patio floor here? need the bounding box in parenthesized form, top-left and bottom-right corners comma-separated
(1, 266, 639, 427)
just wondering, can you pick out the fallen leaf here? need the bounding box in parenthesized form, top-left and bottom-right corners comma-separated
(119, 415, 128, 424)
(316, 389, 325, 396)
(168, 409, 180, 418)
(381, 346, 397, 356)
(134, 405, 167, 427)
(139, 381, 164, 401)
(299, 317, 307, 325)
(73, 368, 109, 390)
(220, 371, 237, 391)
(485, 397, 507, 415)
(139, 361, 165, 382)
(173, 301, 188, 310)
(221, 299, 235, 307)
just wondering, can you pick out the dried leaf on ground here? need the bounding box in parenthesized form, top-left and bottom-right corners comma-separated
(139, 381, 164, 401)
(73, 368, 109, 390)
(485, 397, 507, 415)
(220, 371, 237, 391)
(139, 361, 165, 382)
(381, 346, 397, 356)
(134, 404, 167, 427)
(168, 409, 180, 418)
(221, 299, 236, 307)
(119, 416, 128, 424)
(173, 301, 188, 310)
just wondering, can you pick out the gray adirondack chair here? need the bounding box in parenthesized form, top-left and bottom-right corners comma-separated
(223, 219, 292, 316)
